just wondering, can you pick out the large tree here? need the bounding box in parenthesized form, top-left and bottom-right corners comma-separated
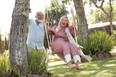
(73, 0, 89, 44)
(9, 0, 29, 75)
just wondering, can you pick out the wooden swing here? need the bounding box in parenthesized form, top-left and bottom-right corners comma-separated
(44, 5, 92, 63)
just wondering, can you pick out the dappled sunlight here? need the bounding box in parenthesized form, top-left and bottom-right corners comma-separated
(48, 64, 67, 71)
(48, 57, 116, 77)
(80, 70, 96, 75)
(107, 58, 116, 63)
(86, 63, 99, 69)
(95, 70, 114, 77)
(103, 64, 116, 67)
(58, 74, 65, 77)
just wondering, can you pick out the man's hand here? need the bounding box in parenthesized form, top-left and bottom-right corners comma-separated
(29, 8, 32, 13)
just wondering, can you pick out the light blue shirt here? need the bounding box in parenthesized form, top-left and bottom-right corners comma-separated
(26, 19, 45, 49)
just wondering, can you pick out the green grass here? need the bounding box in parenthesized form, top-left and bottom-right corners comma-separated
(48, 57, 116, 77)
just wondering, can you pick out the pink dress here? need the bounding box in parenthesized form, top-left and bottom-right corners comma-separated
(50, 26, 80, 60)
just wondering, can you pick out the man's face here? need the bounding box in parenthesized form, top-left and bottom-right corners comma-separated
(35, 12, 44, 22)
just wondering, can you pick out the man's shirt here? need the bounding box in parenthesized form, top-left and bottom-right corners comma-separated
(26, 19, 45, 49)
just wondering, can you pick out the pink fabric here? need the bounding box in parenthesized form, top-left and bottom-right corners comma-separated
(50, 26, 80, 60)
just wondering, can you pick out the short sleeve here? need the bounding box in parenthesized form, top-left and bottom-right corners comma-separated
(48, 26, 57, 35)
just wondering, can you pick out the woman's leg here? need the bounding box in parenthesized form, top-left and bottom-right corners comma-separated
(73, 55, 82, 70)
(70, 44, 92, 62)
(64, 54, 76, 69)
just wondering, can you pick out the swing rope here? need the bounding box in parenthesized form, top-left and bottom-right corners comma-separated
(44, 2, 53, 57)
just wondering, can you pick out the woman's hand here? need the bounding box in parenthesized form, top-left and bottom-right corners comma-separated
(45, 17, 50, 24)
(48, 30, 55, 35)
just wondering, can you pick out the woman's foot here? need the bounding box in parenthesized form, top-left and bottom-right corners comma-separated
(68, 61, 76, 70)
(75, 62, 83, 70)
(69, 64, 76, 70)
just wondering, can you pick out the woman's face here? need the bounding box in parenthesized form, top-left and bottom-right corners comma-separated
(60, 17, 69, 27)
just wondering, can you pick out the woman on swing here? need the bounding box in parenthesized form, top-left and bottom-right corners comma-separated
(49, 15, 92, 70)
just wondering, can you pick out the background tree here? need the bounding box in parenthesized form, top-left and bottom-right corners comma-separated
(90, 1, 116, 24)
(0, 33, 2, 53)
(46, 0, 69, 25)
(4, 37, 8, 50)
(9, 0, 29, 75)
(0, 34, 5, 54)
(91, 0, 114, 33)
(73, 0, 89, 44)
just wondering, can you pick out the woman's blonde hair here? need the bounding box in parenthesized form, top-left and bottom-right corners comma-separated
(58, 15, 69, 27)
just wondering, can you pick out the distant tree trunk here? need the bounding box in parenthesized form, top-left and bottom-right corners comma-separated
(92, 0, 113, 34)
(5, 37, 8, 50)
(73, 0, 89, 44)
(0, 34, 2, 53)
(2, 41, 5, 53)
(1, 41, 5, 54)
(9, 0, 30, 75)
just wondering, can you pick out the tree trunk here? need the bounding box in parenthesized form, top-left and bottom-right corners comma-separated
(73, 0, 89, 44)
(9, 0, 30, 75)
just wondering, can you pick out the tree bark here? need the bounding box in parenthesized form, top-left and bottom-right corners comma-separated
(9, 0, 30, 75)
(73, 0, 89, 44)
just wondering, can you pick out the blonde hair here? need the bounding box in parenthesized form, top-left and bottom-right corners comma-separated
(58, 15, 69, 27)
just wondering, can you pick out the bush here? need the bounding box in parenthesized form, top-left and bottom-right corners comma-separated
(28, 49, 47, 75)
(0, 52, 10, 77)
(77, 31, 116, 55)
(0, 51, 22, 77)
(112, 30, 116, 45)
(0, 34, 2, 52)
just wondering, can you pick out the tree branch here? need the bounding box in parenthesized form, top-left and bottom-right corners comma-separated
(92, 0, 99, 8)
(109, 0, 113, 18)
(92, 0, 104, 8)
(100, 0, 104, 7)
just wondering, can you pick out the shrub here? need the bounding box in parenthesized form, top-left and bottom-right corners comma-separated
(28, 49, 47, 75)
(0, 52, 10, 77)
(0, 34, 2, 52)
(77, 31, 116, 55)
(112, 30, 116, 45)
(0, 51, 22, 77)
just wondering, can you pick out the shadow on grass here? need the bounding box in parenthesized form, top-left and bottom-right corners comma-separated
(48, 57, 116, 77)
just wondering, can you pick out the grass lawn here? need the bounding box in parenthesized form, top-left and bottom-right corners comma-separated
(48, 57, 116, 77)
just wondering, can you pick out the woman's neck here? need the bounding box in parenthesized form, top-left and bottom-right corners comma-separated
(60, 25, 67, 29)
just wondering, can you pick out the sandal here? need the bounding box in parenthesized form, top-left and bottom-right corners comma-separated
(69, 64, 77, 70)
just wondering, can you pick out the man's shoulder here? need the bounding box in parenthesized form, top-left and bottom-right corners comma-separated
(28, 18, 35, 24)
(28, 18, 34, 21)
